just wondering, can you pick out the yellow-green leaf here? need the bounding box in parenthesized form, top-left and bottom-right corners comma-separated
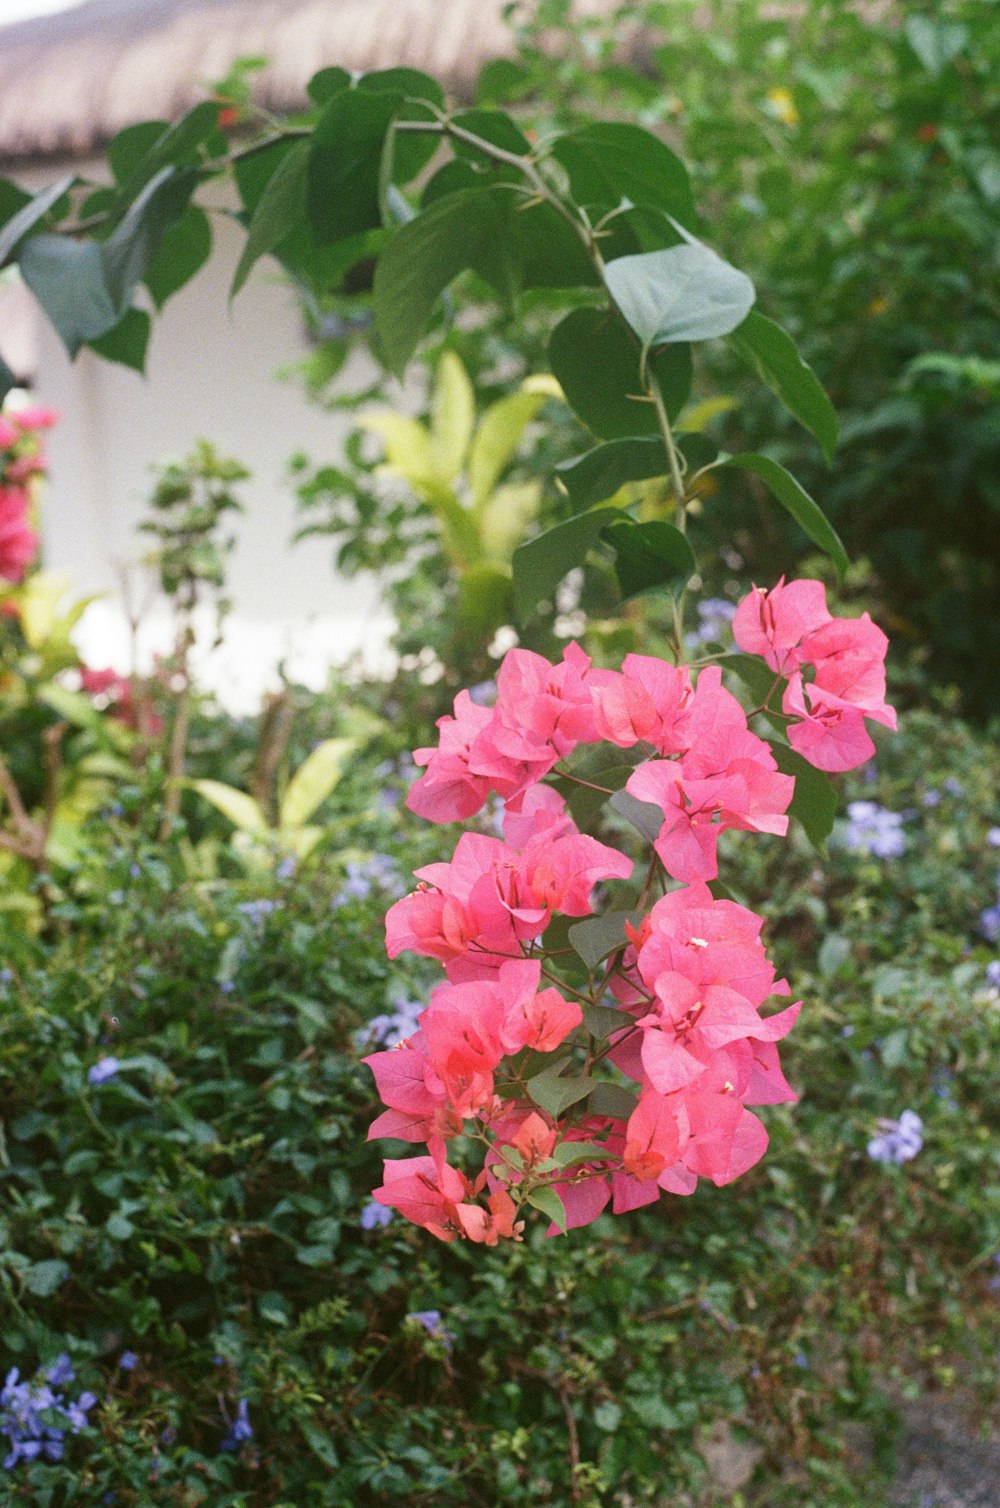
(478, 479, 543, 566)
(429, 350, 475, 482)
(190, 779, 267, 834)
(280, 737, 357, 828)
(469, 389, 547, 511)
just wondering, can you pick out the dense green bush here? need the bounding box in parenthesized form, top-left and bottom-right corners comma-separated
(484, 0, 1000, 713)
(1, 692, 998, 1506)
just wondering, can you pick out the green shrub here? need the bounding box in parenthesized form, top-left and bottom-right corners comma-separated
(1, 698, 998, 1505)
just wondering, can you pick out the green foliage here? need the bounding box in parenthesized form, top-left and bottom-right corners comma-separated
(0, 696, 998, 1504)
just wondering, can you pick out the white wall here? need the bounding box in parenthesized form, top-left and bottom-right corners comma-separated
(20, 183, 394, 709)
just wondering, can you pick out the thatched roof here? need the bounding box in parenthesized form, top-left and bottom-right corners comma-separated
(0, 0, 629, 165)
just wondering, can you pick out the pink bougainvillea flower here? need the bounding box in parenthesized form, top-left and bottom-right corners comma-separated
(457, 1187, 523, 1245)
(590, 655, 693, 754)
(782, 674, 877, 772)
(484, 642, 597, 771)
(732, 576, 831, 674)
(0, 418, 19, 449)
(372, 1154, 469, 1241)
(800, 614, 896, 727)
(0, 487, 38, 583)
(518, 830, 633, 915)
(501, 782, 575, 848)
(496, 959, 582, 1054)
(10, 404, 58, 431)
(407, 690, 497, 822)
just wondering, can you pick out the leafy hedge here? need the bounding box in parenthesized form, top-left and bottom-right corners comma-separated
(1, 698, 998, 1505)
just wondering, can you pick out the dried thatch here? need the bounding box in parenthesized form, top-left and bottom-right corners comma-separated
(0, 0, 631, 165)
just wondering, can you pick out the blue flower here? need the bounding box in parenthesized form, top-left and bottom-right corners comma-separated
(360, 1200, 394, 1231)
(118, 1351, 138, 1372)
(842, 800, 906, 859)
(129, 863, 141, 879)
(922, 788, 941, 808)
(276, 856, 297, 880)
(943, 777, 964, 797)
(468, 679, 498, 707)
(691, 597, 736, 645)
(986, 960, 1000, 988)
(987, 827, 1000, 849)
(407, 1310, 455, 1353)
(356, 994, 423, 1049)
(867, 1109, 923, 1165)
(980, 904, 1000, 943)
(44, 1356, 74, 1387)
(220, 1398, 253, 1453)
(237, 899, 280, 925)
(88, 1057, 120, 1085)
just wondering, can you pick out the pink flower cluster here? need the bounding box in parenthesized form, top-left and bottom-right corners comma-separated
(0, 405, 56, 585)
(365, 581, 894, 1242)
(733, 577, 896, 771)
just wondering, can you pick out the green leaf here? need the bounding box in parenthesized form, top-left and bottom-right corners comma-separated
(307, 87, 401, 243)
(145, 204, 212, 308)
(469, 390, 548, 511)
(728, 309, 838, 461)
(107, 121, 169, 184)
(721, 452, 849, 577)
(189, 779, 267, 834)
(24, 1259, 69, 1297)
(101, 164, 197, 312)
(280, 738, 357, 827)
(581, 1003, 632, 1038)
(904, 15, 967, 75)
(106, 1213, 135, 1241)
(774, 745, 838, 854)
(550, 123, 694, 226)
(569, 910, 643, 972)
(603, 519, 696, 600)
(307, 67, 351, 106)
(300, 1416, 340, 1469)
(525, 1185, 568, 1234)
(116, 101, 219, 194)
(556, 437, 670, 511)
(549, 307, 690, 440)
(0, 174, 75, 267)
(373, 188, 517, 374)
(595, 1401, 623, 1433)
(527, 1068, 597, 1119)
(86, 307, 150, 371)
(553, 1139, 612, 1167)
(715, 653, 782, 706)
(512, 507, 620, 623)
(457, 564, 515, 641)
(604, 241, 755, 349)
(232, 139, 309, 296)
(19, 237, 118, 354)
(0, 354, 16, 405)
(608, 788, 664, 844)
(587, 1081, 640, 1120)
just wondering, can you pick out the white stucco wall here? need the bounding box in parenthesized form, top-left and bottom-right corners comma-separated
(10, 173, 394, 710)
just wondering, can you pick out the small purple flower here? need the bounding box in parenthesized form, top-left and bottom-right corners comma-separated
(360, 1200, 394, 1230)
(219, 1398, 252, 1453)
(986, 960, 1000, 988)
(409, 1309, 442, 1333)
(237, 899, 280, 925)
(219, 980, 235, 995)
(44, 1356, 74, 1387)
(468, 679, 498, 707)
(867, 1109, 923, 1165)
(943, 777, 964, 798)
(987, 827, 1000, 849)
(356, 994, 423, 1049)
(129, 863, 141, 879)
(108, 890, 125, 905)
(980, 904, 1000, 944)
(692, 597, 736, 645)
(842, 800, 906, 859)
(118, 1352, 138, 1372)
(276, 856, 297, 880)
(88, 1057, 120, 1085)
(840, 1024, 855, 1038)
(408, 1309, 455, 1353)
(922, 789, 941, 808)
(793, 1353, 809, 1369)
(0, 968, 13, 986)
